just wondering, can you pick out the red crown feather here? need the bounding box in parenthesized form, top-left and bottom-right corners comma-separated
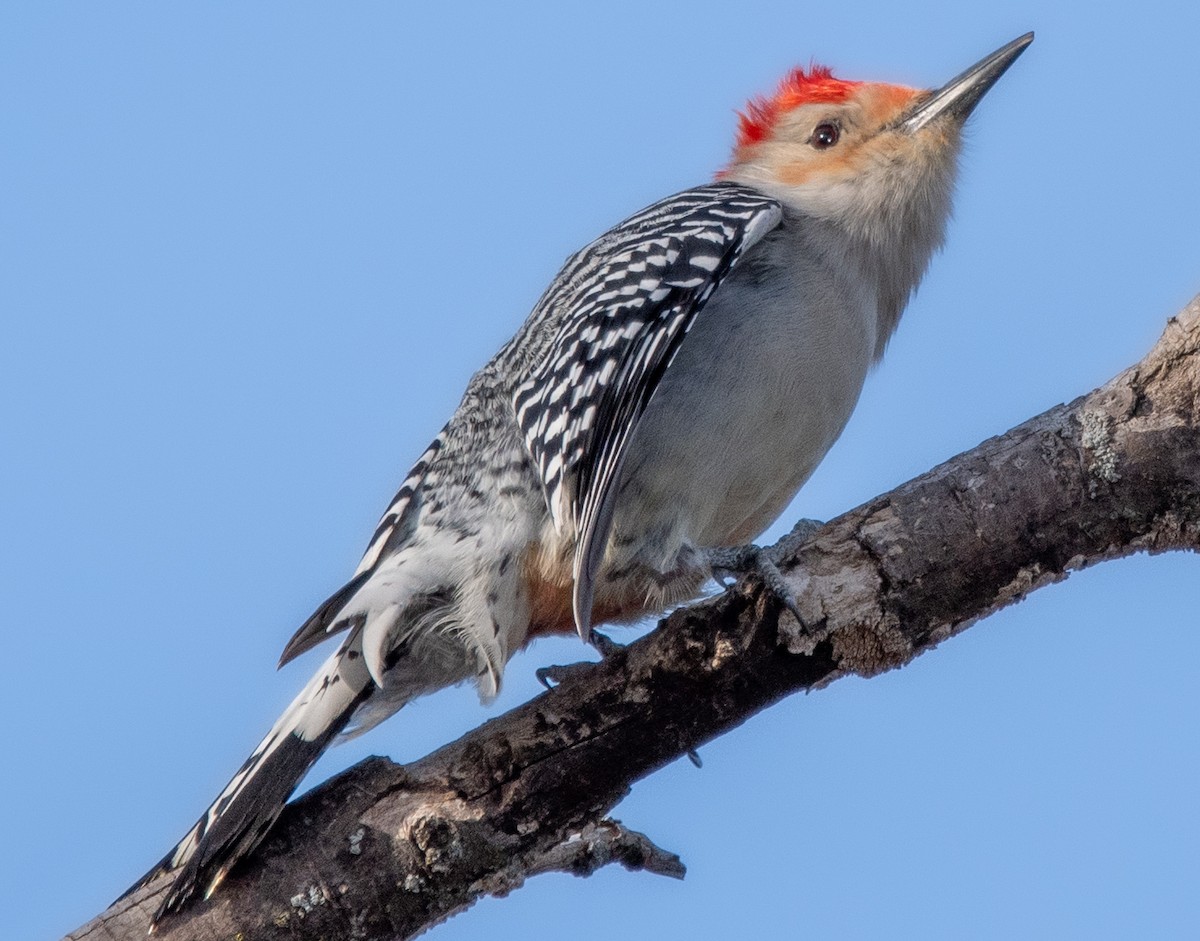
(736, 65, 861, 148)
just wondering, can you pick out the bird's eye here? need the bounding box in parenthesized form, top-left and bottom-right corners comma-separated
(811, 122, 840, 149)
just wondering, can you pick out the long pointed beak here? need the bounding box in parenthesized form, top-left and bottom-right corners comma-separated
(900, 32, 1033, 132)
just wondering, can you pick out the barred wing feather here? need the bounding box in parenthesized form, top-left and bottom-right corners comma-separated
(511, 182, 782, 637)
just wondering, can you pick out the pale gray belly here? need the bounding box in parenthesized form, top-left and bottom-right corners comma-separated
(606, 262, 877, 571)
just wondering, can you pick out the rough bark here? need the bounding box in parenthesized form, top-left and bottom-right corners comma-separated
(67, 297, 1200, 941)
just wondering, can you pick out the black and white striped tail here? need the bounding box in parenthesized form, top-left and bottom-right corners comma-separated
(121, 633, 373, 930)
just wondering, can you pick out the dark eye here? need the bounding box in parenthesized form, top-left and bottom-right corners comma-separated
(811, 122, 840, 149)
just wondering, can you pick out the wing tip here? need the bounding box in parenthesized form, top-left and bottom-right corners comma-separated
(278, 571, 371, 667)
(572, 571, 594, 643)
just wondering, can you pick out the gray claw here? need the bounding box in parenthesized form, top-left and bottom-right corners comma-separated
(537, 661, 596, 688)
(537, 630, 625, 688)
(705, 543, 805, 623)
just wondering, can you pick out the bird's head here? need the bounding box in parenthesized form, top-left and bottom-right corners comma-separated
(723, 34, 1032, 241)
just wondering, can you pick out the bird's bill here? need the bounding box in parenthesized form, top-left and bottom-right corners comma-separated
(899, 32, 1033, 132)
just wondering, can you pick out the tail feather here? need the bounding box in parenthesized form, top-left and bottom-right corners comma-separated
(122, 632, 373, 928)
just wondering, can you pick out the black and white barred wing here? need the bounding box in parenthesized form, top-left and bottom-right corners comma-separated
(511, 183, 783, 638)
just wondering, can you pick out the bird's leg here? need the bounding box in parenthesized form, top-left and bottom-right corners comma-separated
(705, 518, 824, 625)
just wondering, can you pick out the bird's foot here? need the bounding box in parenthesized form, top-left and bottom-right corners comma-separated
(536, 629, 624, 689)
(705, 518, 823, 624)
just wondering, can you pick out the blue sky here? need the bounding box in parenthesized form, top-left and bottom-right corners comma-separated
(4, 3, 1199, 939)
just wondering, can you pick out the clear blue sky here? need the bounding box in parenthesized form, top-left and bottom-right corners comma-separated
(5, 3, 1199, 939)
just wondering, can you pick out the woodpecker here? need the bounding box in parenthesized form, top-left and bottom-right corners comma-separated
(126, 33, 1032, 927)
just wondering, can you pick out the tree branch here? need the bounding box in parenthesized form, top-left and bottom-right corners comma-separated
(68, 296, 1200, 941)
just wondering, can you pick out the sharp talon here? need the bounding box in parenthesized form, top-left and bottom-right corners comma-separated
(768, 576, 804, 625)
(536, 661, 596, 688)
(537, 630, 625, 688)
(686, 749, 702, 768)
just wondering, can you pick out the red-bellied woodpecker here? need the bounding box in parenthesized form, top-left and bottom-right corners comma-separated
(127, 32, 1032, 928)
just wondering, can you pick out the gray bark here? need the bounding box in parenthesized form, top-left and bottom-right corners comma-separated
(66, 297, 1200, 941)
